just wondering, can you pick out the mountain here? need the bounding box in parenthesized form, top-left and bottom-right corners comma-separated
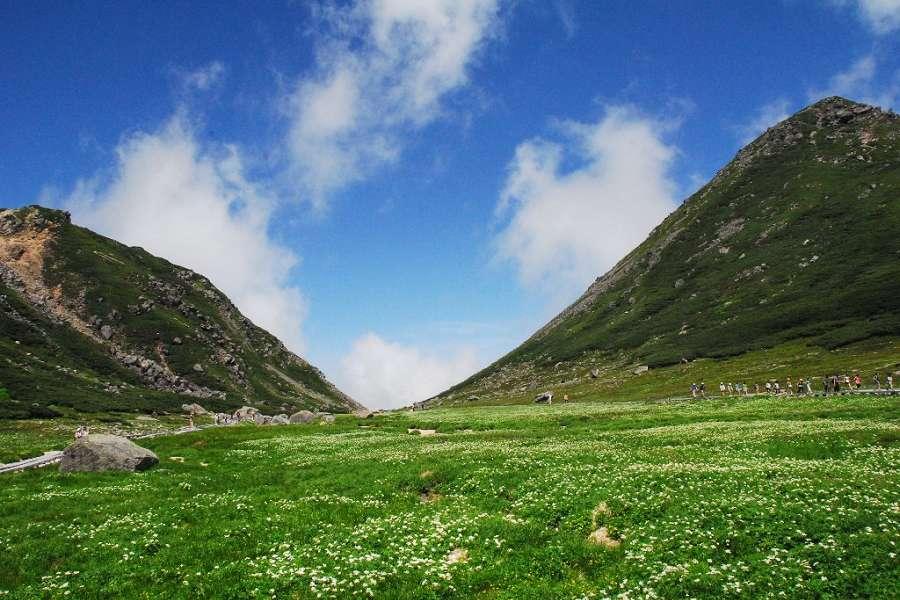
(431, 97, 900, 407)
(0, 206, 362, 418)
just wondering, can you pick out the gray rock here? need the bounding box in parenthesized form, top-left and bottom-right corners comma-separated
(192, 363, 204, 373)
(289, 410, 315, 424)
(173, 337, 183, 345)
(99, 324, 113, 340)
(233, 406, 258, 421)
(318, 412, 336, 424)
(181, 403, 208, 415)
(60, 434, 158, 473)
(253, 413, 268, 425)
(534, 391, 553, 404)
(271, 414, 289, 425)
(632, 365, 649, 375)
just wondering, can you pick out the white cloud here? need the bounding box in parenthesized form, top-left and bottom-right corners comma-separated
(736, 98, 792, 144)
(832, 0, 900, 33)
(808, 55, 899, 109)
(179, 61, 226, 92)
(337, 333, 479, 409)
(63, 115, 308, 352)
(494, 106, 678, 299)
(286, 0, 502, 209)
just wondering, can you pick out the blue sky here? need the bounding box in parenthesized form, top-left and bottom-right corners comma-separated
(3, 1, 899, 408)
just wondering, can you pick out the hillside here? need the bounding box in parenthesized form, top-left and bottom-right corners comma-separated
(432, 97, 900, 407)
(0, 206, 361, 417)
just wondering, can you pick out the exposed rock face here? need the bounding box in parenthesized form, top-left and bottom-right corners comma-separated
(59, 434, 158, 473)
(289, 410, 315, 424)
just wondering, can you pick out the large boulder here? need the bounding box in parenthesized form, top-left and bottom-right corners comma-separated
(181, 403, 208, 415)
(289, 410, 315, 424)
(60, 435, 158, 473)
(271, 414, 289, 425)
(233, 406, 258, 421)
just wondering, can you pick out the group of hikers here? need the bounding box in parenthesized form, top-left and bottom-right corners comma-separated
(73, 425, 90, 440)
(690, 371, 894, 398)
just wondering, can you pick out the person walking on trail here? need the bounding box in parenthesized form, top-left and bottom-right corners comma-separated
(822, 375, 830, 395)
(690, 383, 697, 398)
(786, 377, 793, 396)
(699, 382, 707, 398)
(719, 382, 726, 397)
(806, 378, 813, 395)
(765, 381, 772, 394)
(874, 373, 881, 390)
(888, 374, 894, 391)
(854, 374, 862, 389)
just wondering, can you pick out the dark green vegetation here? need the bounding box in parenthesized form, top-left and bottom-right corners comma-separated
(435, 97, 900, 407)
(2, 395, 898, 598)
(0, 206, 359, 417)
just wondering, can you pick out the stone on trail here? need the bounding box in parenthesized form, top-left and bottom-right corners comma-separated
(59, 434, 158, 473)
(289, 410, 315, 424)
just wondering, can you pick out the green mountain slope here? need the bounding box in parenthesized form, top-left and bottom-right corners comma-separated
(0, 206, 361, 417)
(432, 97, 900, 407)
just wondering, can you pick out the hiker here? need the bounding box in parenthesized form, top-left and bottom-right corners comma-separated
(832, 375, 840, 394)
(796, 378, 804, 395)
(805, 378, 813, 395)
(854, 374, 862, 389)
(874, 373, 881, 390)
(765, 381, 772, 394)
(690, 383, 698, 398)
(74, 426, 84, 440)
(727, 382, 734, 396)
(699, 382, 707, 398)
(823, 375, 830, 395)
(843, 375, 851, 391)
(786, 378, 794, 396)
(774, 381, 781, 395)
(888, 374, 894, 391)
(719, 382, 726, 397)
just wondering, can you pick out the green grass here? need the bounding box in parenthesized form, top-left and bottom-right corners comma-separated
(1, 394, 898, 598)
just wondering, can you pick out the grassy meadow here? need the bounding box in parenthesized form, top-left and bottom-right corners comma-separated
(1, 394, 899, 598)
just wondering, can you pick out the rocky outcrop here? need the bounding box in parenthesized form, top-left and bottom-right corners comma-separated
(59, 434, 158, 473)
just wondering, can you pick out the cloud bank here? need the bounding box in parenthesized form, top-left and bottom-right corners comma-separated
(494, 106, 678, 299)
(286, 0, 502, 209)
(63, 116, 308, 352)
(337, 333, 479, 409)
(834, 0, 900, 34)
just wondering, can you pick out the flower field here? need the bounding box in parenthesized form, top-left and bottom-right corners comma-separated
(1, 395, 898, 598)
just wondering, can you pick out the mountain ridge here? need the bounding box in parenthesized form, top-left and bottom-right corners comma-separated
(431, 96, 900, 407)
(0, 205, 362, 417)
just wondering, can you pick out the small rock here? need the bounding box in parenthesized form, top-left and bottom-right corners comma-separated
(446, 548, 469, 564)
(192, 363, 204, 373)
(271, 414, 289, 425)
(99, 325, 113, 340)
(587, 527, 620, 549)
(173, 337, 183, 345)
